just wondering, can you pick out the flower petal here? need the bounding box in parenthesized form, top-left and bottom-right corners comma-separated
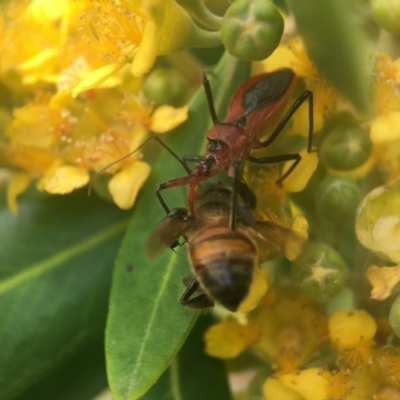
(370, 111, 400, 143)
(71, 62, 125, 98)
(131, 21, 160, 77)
(282, 149, 319, 193)
(108, 161, 151, 209)
(328, 310, 376, 348)
(204, 316, 261, 359)
(150, 105, 189, 133)
(285, 216, 308, 261)
(263, 377, 303, 400)
(37, 163, 90, 194)
(238, 268, 268, 313)
(365, 264, 400, 300)
(6, 172, 31, 214)
(278, 368, 329, 400)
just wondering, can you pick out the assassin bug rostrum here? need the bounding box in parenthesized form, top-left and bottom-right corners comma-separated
(154, 67, 314, 216)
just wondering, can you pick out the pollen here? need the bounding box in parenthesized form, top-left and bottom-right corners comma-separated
(322, 369, 352, 399)
(80, 0, 146, 62)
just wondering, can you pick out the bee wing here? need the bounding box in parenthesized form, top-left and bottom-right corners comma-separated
(146, 210, 194, 258)
(249, 220, 307, 261)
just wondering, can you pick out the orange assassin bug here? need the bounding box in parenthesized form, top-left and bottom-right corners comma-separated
(90, 68, 314, 218)
(154, 68, 313, 216)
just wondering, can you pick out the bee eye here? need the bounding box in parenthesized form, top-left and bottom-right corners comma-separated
(207, 139, 225, 153)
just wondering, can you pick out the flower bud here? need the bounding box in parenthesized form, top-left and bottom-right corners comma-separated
(356, 177, 400, 263)
(320, 125, 372, 171)
(221, 0, 284, 61)
(143, 68, 189, 107)
(371, 0, 400, 34)
(291, 243, 349, 301)
(316, 175, 361, 225)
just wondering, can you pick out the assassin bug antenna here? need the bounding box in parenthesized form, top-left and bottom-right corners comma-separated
(87, 135, 191, 196)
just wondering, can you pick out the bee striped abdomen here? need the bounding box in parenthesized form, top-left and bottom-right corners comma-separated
(189, 227, 256, 311)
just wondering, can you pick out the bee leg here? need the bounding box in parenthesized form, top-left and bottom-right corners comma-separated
(180, 277, 214, 309)
(169, 234, 188, 251)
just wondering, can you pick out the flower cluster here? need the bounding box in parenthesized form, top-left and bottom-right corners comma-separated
(3, 1, 400, 399)
(0, 0, 201, 212)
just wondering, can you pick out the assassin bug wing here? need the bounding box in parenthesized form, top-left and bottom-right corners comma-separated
(249, 219, 307, 261)
(146, 208, 195, 258)
(226, 69, 297, 135)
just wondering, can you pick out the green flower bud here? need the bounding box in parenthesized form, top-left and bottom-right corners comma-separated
(371, 0, 400, 34)
(356, 177, 400, 263)
(221, 0, 284, 61)
(291, 243, 349, 301)
(143, 69, 189, 107)
(316, 175, 361, 225)
(320, 125, 372, 171)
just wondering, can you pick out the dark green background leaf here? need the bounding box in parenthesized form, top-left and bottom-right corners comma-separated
(141, 315, 232, 400)
(285, 0, 373, 114)
(15, 334, 107, 400)
(106, 53, 251, 400)
(0, 189, 128, 400)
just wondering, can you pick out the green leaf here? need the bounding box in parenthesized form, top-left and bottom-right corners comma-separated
(141, 315, 232, 400)
(285, 0, 373, 114)
(106, 53, 251, 400)
(15, 334, 107, 400)
(0, 190, 128, 400)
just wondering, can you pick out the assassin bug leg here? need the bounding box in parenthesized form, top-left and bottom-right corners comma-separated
(247, 153, 302, 185)
(155, 175, 195, 214)
(259, 90, 314, 151)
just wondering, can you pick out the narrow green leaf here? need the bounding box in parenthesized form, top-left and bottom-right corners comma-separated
(15, 334, 107, 400)
(285, 0, 373, 114)
(0, 190, 128, 400)
(141, 315, 232, 400)
(106, 53, 251, 400)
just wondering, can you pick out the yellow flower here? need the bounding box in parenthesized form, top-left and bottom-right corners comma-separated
(250, 291, 327, 373)
(72, 0, 221, 96)
(204, 316, 261, 359)
(2, 81, 188, 211)
(328, 310, 376, 367)
(203, 289, 327, 371)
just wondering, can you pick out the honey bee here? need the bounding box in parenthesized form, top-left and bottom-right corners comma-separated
(147, 185, 305, 312)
